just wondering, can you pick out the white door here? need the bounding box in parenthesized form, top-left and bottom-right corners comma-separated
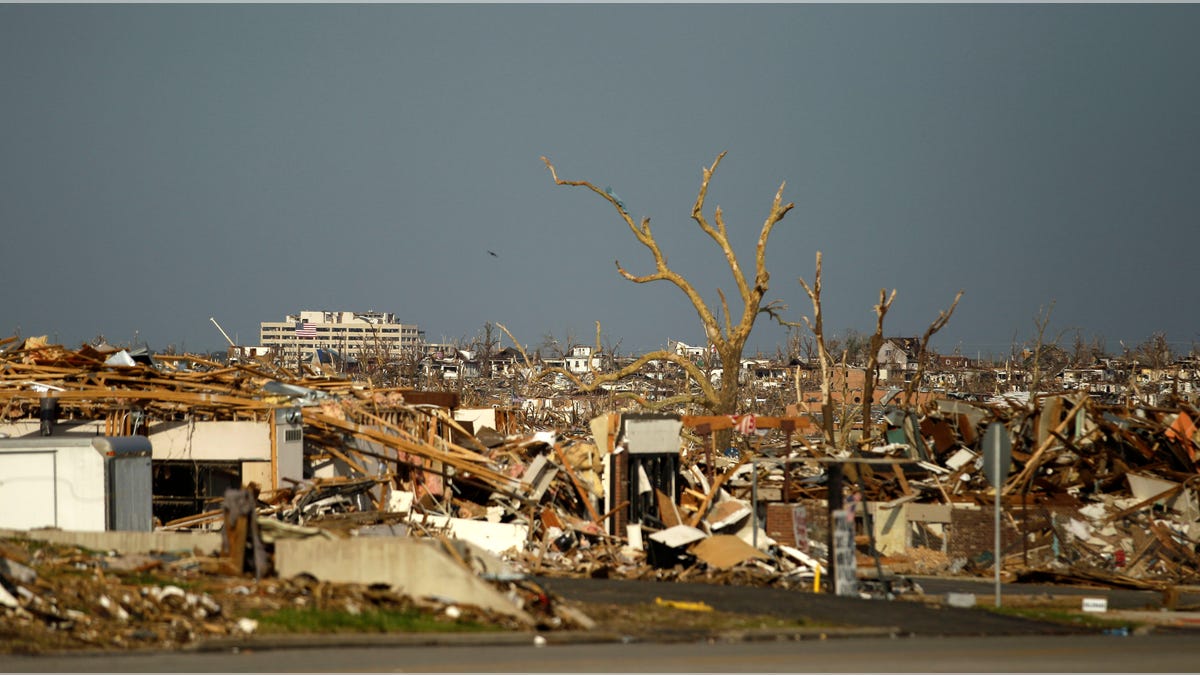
(0, 451, 57, 530)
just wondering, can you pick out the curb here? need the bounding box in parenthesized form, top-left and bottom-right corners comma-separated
(186, 625, 904, 653)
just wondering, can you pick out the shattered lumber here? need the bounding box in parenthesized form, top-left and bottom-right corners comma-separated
(6, 335, 1200, 612)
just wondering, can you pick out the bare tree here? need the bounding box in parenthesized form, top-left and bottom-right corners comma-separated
(470, 322, 501, 378)
(1069, 330, 1107, 368)
(1133, 331, 1173, 370)
(901, 291, 964, 408)
(1019, 301, 1069, 400)
(785, 254, 900, 448)
(795, 252, 836, 445)
(837, 328, 870, 366)
(539, 153, 794, 436)
(861, 288, 897, 444)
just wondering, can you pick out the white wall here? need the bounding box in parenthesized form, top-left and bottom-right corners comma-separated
(148, 420, 271, 462)
(454, 408, 497, 432)
(55, 444, 107, 531)
(0, 441, 106, 531)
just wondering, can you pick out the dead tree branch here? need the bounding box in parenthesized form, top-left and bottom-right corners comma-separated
(861, 288, 897, 445)
(902, 290, 964, 408)
(541, 153, 793, 422)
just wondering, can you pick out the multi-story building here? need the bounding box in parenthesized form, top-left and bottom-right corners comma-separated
(259, 310, 423, 363)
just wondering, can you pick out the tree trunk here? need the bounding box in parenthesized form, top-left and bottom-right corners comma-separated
(713, 346, 744, 452)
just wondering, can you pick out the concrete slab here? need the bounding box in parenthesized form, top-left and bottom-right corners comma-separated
(273, 537, 533, 625)
(0, 528, 222, 555)
(407, 514, 528, 556)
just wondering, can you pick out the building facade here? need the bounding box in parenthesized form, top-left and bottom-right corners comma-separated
(259, 310, 423, 362)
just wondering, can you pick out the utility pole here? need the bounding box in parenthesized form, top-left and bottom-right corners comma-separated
(210, 317, 238, 362)
(209, 317, 237, 348)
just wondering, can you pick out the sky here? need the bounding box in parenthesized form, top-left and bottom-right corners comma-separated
(2, 4, 1198, 360)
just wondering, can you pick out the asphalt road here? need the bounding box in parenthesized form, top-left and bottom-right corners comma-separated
(6, 634, 1200, 672)
(909, 575, 1200, 610)
(535, 576, 1085, 637)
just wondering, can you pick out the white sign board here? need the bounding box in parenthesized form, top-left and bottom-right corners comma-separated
(832, 509, 858, 597)
(791, 504, 809, 554)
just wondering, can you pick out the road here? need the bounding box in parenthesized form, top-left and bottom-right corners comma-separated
(909, 575, 1200, 610)
(4, 634, 1198, 672)
(535, 576, 1083, 636)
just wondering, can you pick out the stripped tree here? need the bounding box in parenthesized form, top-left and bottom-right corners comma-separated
(784, 251, 959, 449)
(537, 153, 794, 442)
(901, 290, 964, 408)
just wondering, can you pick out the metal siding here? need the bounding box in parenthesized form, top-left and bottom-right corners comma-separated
(107, 455, 153, 531)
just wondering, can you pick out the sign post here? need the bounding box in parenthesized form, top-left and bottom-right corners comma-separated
(982, 422, 1012, 608)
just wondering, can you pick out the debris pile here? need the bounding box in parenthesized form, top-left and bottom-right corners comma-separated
(0, 534, 588, 654)
(5, 335, 1200, 615)
(738, 394, 1200, 588)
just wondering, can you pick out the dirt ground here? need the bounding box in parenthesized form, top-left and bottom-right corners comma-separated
(1, 536, 1123, 656)
(0, 537, 539, 655)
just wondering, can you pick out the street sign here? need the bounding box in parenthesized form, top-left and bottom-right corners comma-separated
(981, 422, 1012, 488)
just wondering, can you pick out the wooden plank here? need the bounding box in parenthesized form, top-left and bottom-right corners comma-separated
(892, 463, 913, 496)
(303, 410, 525, 500)
(687, 456, 749, 528)
(1002, 396, 1088, 496)
(553, 442, 604, 525)
(1104, 484, 1185, 525)
(656, 488, 682, 528)
(681, 415, 813, 431)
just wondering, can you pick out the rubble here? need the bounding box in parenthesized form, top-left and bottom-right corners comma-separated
(6, 334, 1200, 649)
(0, 533, 593, 654)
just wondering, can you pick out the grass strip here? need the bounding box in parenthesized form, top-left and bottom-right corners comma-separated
(250, 607, 502, 634)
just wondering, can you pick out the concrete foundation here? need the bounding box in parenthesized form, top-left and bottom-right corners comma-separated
(274, 537, 534, 625)
(0, 529, 222, 555)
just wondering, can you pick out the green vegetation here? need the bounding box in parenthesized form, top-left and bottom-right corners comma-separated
(250, 607, 502, 634)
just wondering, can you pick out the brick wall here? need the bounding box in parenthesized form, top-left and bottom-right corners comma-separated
(610, 451, 628, 536)
(946, 504, 1077, 562)
(947, 506, 1018, 561)
(762, 499, 1079, 563)
(765, 500, 829, 548)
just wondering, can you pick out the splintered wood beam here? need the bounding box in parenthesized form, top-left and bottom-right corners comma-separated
(303, 410, 525, 500)
(1002, 396, 1089, 496)
(681, 415, 813, 431)
(319, 442, 373, 478)
(355, 407, 494, 464)
(892, 463, 913, 496)
(687, 456, 750, 528)
(0, 388, 273, 409)
(553, 443, 603, 525)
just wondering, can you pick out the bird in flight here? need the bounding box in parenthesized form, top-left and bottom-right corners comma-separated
(487, 250, 499, 258)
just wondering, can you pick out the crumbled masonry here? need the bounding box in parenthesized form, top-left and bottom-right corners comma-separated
(3, 335, 1200, 650)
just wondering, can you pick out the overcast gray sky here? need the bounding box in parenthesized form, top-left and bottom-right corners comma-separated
(2, 4, 1197, 359)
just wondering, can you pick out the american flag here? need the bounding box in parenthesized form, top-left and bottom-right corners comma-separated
(294, 321, 317, 338)
(731, 413, 757, 435)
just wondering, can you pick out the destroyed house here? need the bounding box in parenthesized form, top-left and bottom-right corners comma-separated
(565, 345, 609, 375)
(488, 348, 522, 378)
(669, 340, 709, 361)
(877, 337, 921, 385)
(0, 337, 497, 529)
